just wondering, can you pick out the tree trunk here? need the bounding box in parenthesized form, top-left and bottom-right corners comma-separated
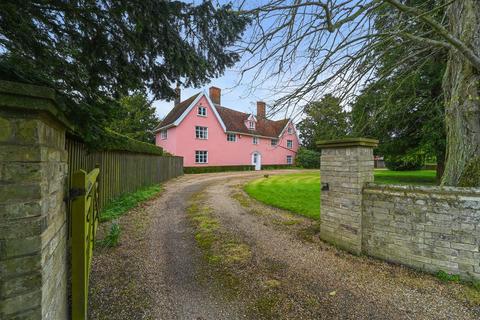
(441, 0, 480, 186)
(436, 150, 445, 184)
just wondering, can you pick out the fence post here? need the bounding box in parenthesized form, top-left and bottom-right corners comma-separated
(317, 138, 378, 255)
(0, 80, 70, 319)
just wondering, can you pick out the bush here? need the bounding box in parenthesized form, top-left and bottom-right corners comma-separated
(184, 165, 255, 174)
(458, 156, 480, 187)
(261, 164, 295, 170)
(385, 153, 424, 171)
(295, 148, 320, 168)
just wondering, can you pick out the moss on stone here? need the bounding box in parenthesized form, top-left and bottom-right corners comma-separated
(458, 156, 480, 187)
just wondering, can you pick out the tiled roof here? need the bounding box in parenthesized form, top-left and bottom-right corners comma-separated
(215, 105, 289, 138)
(157, 93, 289, 138)
(157, 93, 200, 129)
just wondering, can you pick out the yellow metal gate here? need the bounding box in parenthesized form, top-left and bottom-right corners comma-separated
(70, 168, 100, 320)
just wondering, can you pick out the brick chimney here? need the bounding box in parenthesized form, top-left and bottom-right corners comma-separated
(209, 86, 221, 105)
(174, 83, 181, 106)
(257, 101, 266, 119)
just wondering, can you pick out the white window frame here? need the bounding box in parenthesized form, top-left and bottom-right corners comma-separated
(287, 155, 293, 164)
(195, 150, 208, 164)
(287, 127, 293, 134)
(227, 133, 236, 142)
(271, 139, 278, 146)
(253, 136, 259, 145)
(197, 105, 207, 117)
(160, 129, 167, 140)
(195, 126, 208, 139)
(249, 121, 255, 130)
(287, 140, 293, 148)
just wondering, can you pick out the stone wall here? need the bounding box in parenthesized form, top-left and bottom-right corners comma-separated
(318, 137, 480, 281)
(363, 184, 480, 280)
(0, 82, 69, 319)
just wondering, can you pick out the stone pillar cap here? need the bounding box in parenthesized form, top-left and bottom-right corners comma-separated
(317, 137, 379, 148)
(0, 80, 73, 130)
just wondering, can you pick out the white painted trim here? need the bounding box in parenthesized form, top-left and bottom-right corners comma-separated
(202, 91, 227, 132)
(154, 123, 175, 132)
(226, 131, 277, 139)
(278, 119, 300, 142)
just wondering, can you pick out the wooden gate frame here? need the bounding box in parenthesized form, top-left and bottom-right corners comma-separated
(71, 168, 100, 320)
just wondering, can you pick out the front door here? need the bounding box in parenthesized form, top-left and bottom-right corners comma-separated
(252, 152, 261, 170)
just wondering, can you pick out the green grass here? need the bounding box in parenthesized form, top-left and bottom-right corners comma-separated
(374, 169, 437, 186)
(99, 222, 121, 247)
(244, 173, 321, 220)
(100, 184, 162, 222)
(244, 170, 437, 220)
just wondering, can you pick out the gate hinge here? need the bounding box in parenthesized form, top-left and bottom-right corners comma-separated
(69, 188, 86, 199)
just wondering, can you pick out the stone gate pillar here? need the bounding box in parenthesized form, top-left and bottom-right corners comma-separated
(317, 138, 378, 255)
(0, 81, 70, 319)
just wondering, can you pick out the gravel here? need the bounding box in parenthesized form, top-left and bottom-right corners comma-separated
(89, 171, 479, 320)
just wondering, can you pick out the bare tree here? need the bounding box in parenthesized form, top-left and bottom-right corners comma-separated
(239, 0, 480, 186)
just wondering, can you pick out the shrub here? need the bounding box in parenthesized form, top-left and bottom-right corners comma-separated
(385, 153, 424, 171)
(184, 165, 255, 174)
(458, 156, 480, 187)
(261, 164, 294, 170)
(295, 148, 320, 168)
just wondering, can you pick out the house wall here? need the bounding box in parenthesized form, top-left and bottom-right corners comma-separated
(156, 96, 299, 167)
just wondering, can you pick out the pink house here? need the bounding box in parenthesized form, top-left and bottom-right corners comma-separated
(155, 87, 299, 169)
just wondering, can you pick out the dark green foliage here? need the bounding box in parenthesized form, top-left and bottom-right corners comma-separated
(297, 94, 350, 150)
(295, 148, 320, 169)
(458, 157, 480, 187)
(0, 1, 249, 144)
(385, 153, 425, 171)
(261, 164, 294, 170)
(108, 94, 159, 143)
(100, 222, 121, 247)
(79, 129, 164, 155)
(100, 184, 162, 222)
(184, 165, 255, 174)
(351, 0, 446, 179)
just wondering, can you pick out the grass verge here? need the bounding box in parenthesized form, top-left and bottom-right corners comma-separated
(100, 184, 162, 222)
(244, 170, 437, 220)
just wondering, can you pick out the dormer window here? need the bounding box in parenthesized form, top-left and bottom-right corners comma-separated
(198, 106, 207, 116)
(249, 121, 255, 130)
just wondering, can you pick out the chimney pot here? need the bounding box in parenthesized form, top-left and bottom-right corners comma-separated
(209, 86, 221, 105)
(257, 101, 266, 118)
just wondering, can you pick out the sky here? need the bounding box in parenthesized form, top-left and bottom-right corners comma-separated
(153, 65, 272, 121)
(153, 0, 288, 122)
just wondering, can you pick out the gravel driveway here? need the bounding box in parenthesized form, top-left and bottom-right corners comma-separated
(89, 170, 480, 319)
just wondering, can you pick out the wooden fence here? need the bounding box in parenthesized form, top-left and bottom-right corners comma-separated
(66, 138, 183, 210)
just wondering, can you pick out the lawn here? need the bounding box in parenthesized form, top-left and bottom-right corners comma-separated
(244, 170, 436, 220)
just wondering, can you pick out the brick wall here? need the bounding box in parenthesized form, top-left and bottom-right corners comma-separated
(363, 184, 480, 280)
(0, 82, 69, 319)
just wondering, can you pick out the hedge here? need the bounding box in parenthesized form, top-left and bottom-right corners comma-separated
(261, 164, 296, 170)
(70, 128, 164, 156)
(184, 164, 295, 174)
(184, 165, 255, 174)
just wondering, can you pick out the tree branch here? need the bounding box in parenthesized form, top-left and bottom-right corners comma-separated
(384, 0, 480, 70)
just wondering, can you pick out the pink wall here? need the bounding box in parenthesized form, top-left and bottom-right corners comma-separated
(156, 95, 299, 167)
